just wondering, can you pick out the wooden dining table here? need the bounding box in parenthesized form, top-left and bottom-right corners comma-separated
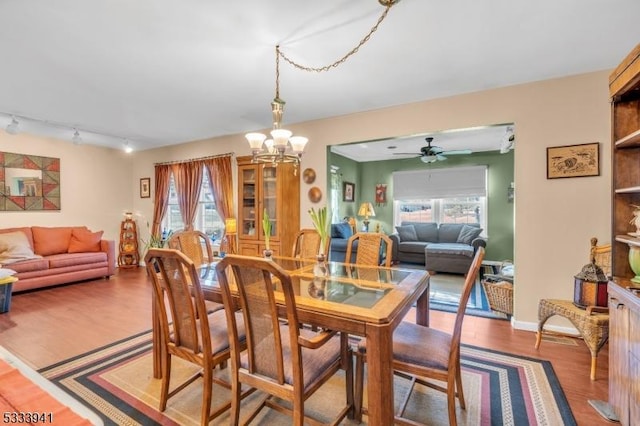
(152, 255, 430, 426)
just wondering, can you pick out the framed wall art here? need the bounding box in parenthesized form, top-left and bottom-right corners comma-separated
(343, 181, 355, 202)
(0, 151, 60, 211)
(140, 177, 151, 198)
(547, 142, 600, 179)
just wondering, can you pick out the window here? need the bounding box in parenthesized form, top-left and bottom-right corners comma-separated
(162, 171, 224, 240)
(395, 196, 486, 230)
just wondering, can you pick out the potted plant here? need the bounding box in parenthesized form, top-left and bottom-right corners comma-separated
(262, 208, 273, 259)
(308, 206, 330, 262)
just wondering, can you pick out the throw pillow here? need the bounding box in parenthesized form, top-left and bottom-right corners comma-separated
(0, 231, 41, 264)
(68, 229, 104, 253)
(333, 222, 353, 239)
(456, 225, 483, 245)
(32, 227, 74, 256)
(395, 225, 418, 242)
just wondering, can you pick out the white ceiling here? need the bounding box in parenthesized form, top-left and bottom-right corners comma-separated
(0, 1, 639, 152)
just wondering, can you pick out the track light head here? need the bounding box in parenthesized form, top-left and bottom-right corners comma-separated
(72, 130, 82, 145)
(6, 117, 19, 135)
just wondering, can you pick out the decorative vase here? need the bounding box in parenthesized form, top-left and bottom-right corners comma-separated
(632, 209, 640, 236)
(263, 249, 273, 260)
(313, 253, 328, 278)
(628, 245, 640, 283)
(308, 278, 326, 299)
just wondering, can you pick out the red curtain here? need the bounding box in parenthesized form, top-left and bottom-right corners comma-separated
(204, 155, 236, 253)
(171, 161, 204, 231)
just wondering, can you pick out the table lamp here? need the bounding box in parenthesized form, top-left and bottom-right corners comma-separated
(358, 202, 376, 232)
(224, 218, 237, 254)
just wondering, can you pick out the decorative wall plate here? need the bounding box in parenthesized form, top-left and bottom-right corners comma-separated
(308, 187, 322, 203)
(303, 168, 316, 184)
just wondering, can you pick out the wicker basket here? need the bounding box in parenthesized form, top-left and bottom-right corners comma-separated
(482, 280, 513, 316)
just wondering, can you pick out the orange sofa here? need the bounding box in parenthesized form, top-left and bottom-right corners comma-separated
(0, 226, 115, 293)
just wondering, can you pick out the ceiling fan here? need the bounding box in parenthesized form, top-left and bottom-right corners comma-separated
(395, 137, 473, 163)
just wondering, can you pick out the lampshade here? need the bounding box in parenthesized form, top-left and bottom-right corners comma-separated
(358, 202, 376, 218)
(225, 218, 237, 234)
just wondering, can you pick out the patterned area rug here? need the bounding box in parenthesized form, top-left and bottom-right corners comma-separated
(39, 330, 575, 425)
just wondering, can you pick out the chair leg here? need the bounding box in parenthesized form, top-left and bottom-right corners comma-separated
(159, 353, 171, 411)
(354, 351, 365, 422)
(201, 367, 213, 426)
(447, 375, 458, 426)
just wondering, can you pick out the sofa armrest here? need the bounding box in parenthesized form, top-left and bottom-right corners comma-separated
(101, 240, 116, 276)
(471, 237, 487, 251)
(389, 233, 400, 262)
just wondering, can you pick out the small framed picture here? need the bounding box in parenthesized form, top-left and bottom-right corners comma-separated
(546, 142, 600, 179)
(343, 181, 355, 202)
(140, 177, 151, 198)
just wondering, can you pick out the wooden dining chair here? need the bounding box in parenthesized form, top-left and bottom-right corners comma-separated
(344, 232, 393, 267)
(168, 230, 213, 267)
(144, 248, 251, 426)
(354, 247, 485, 426)
(215, 255, 354, 426)
(291, 228, 330, 259)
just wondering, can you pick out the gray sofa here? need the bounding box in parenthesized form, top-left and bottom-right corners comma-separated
(389, 221, 486, 274)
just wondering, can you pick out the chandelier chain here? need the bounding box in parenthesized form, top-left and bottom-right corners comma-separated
(276, 3, 394, 74)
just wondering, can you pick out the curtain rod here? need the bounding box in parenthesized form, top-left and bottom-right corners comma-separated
(154, 152, 234, 166)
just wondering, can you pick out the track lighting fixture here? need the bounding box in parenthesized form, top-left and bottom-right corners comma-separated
(124, 140, 133, 153)
(5, 117, 19, 135)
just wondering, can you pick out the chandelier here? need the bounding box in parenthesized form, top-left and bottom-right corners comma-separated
(245, 0, 400, 165)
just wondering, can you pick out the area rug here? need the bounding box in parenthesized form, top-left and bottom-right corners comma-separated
(429, 273, 509, 319)
(38, 330, 575, 425)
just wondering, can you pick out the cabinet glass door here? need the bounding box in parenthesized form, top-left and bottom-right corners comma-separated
(262, 165, 277, 238)
(240, 167, 257, 238)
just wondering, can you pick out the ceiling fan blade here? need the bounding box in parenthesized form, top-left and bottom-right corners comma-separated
(436, 154, 447, 161)
(441, 149, 472, 155)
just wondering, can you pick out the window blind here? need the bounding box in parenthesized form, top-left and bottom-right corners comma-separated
(392, 165, 487, 200)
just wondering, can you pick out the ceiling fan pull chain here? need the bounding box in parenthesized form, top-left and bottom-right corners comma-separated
(277, 2, 397, 74)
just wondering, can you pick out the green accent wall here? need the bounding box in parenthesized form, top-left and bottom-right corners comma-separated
(329, 150, 514, 262)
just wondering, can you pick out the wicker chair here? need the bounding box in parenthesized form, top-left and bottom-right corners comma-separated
(167, 230, 213, 267)
(144, 249, 252, 426)
(354, 247, 485, 426)
(292, 228, 330, 259)
(215, 255, 354, 426)
(344, 232, 393, 268)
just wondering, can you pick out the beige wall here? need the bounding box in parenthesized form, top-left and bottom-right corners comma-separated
(133, 70, 612, 330)
(0, 133, 133, 242)
(1, 69, 612, 330)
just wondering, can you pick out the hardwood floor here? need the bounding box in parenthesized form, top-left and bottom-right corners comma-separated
(0, 268, 610, 425)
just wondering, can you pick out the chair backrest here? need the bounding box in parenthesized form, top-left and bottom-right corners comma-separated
(450, 247, 485, 358)
(215, 255, 302, 387)
(590, 237, 611, 278)
(292, 228, 331, 259)
(345, 232, 393, 267)
(145, 248, 213, 359)
(168, 230, 213, 267)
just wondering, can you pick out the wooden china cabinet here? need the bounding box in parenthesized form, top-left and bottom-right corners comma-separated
(608, 42, 640, 426)
(236, 156, 300, 256)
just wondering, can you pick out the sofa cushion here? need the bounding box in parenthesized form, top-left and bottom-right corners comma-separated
(438, 224, 466, 243)
(456, 225, 483, 245)
(331, 223, 353, 240)
(0, 231, 42, 265)
(404, 222, 438, 242)
(5, 257, 49, 273)
(330, 238, 357, 252)
(398, 241, 429, 254)
(47, 252, 108, 269)
(395, 225, 418, 242)
(68, 229, 104, 253)
(426, 243, 474, 258)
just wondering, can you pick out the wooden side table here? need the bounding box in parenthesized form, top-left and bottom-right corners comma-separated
(535, 298, 609, 380)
